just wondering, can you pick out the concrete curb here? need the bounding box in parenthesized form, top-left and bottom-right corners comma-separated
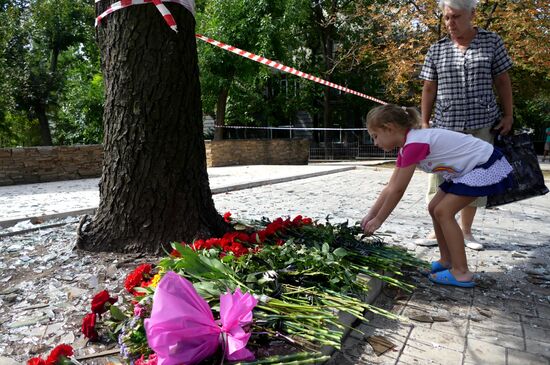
(0, 208, 97, 229)
(322, 276, 384, 360)
(210, 166, 355, 194)
(0, 166, 356, 230)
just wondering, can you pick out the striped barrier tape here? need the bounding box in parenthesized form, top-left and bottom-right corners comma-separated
(95, 0, 195, 33)
(94, 0, 386, 105)
(195, 34, 386, 105)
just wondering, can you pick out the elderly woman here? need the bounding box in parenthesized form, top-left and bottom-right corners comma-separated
(419, 0, 513, 250)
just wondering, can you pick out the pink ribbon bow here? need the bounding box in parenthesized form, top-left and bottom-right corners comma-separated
(144, 271, 257, 365)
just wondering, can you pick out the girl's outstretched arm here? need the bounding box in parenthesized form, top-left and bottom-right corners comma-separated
(361, 164, 416, 235)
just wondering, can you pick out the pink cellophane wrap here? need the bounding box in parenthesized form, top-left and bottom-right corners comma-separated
(144, 271, 257, 365)
(219, 287, 257, 361)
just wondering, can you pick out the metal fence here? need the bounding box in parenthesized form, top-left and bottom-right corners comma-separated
(309, 142, 398, 160)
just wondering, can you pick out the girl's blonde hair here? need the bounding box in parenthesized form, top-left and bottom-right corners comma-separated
(366, 104, 421, 131)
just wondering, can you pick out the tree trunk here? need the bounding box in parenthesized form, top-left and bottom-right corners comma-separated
(213, 86, 229, 140)
(77, 1, 227, 254)
(35, 103, 53, 146)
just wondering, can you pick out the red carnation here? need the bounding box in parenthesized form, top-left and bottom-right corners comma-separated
(124, 264, 152, 295)
(28, 358, 45, 365)
(204, 238, 221, 249)
(191, 239, 205, 251)
(81, 313, 99, 341)
(91, 290, 118, 315)
(292, 215, 303, 225)
(45, 344, 73, 365)
(223, 212, 232, 223)
(170, 249, 181, 257)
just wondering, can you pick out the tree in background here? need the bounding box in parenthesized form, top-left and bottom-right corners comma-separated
(197, 0, 385, 143)
(197, 0, 311, 139)
(53, 29, 104, 145)
(0, 1, 41, 146)
(1, 0, 548, 146)
(0, 0, 97, 147)
(307, 0, 386, 148)
(484, 0, 550, 136)
(359, 0, 550, 131)
(77, 1, 226, 254)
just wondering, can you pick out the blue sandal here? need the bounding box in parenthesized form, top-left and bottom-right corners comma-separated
(420, 261, 450, 277)
(429, 269, 475, 288)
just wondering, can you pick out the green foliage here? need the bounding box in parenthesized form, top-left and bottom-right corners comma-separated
(197, 0, 313, 127)
(0, 0, 99, 147)
(1, 0, 548, 145)
(0, 111, 41, 146)
(510, 66, 550, 137)
(54, 49, 104, 145)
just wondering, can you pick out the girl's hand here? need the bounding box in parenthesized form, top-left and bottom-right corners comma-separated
(360, 213, 375, 231)
(362, 216, 382, 236)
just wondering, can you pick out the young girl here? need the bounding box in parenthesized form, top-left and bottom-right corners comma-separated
(361, 104, 514, 288)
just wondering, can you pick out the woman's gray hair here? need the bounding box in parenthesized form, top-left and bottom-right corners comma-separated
(438, 0, 478, 11)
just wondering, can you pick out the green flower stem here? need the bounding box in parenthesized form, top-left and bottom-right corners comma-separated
(266, 299, 329, 312)
(255, 313, 336, 321)
(251, 356, 331, 365)
(285, 322, 342, 342)
(363, 303, 401, 319)
(349, 264, 414, 291)
(232, 352, 330, 365)
(284, 327, 340, 348)
(282, 286, 317, 295)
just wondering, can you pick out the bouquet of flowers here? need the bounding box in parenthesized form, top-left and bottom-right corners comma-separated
(31, 214, 425, 365)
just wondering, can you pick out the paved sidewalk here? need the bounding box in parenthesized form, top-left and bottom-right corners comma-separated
(1, 162, 549, 365)
(0, 163, 368, 228)
(212, 165, 550, 365)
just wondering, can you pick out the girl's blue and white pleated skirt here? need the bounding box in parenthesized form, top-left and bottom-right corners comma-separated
(439, 148, 515, 197)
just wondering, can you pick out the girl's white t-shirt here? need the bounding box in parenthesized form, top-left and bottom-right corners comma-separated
(396, 128, 494, 181)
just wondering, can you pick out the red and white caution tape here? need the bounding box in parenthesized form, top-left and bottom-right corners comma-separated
(195, 34, 387, 105)
(95, 0, 195, 33)
(95, 0, 385, 105)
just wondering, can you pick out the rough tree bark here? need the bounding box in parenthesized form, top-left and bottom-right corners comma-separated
(77, 1, 227, 254)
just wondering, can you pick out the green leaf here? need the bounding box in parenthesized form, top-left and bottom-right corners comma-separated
(333, 247, 348, 257)
(193, 281, 222, 298)
(234, 224, 247, 231)
(109, 305, 128, 321)
(246, 273, 258, 283)
(132, 287, 150, 294)
(173, 241, 187, 255)
(114, 321, 125, 334)
(221, 255, 235, 263)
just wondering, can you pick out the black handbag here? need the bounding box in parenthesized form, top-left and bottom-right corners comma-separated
(487, 132, 549, 208)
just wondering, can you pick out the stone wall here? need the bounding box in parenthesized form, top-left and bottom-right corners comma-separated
(206, 139, 310, 167)
(0, 139, 309, 185)
(0, 145, 103, 186)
